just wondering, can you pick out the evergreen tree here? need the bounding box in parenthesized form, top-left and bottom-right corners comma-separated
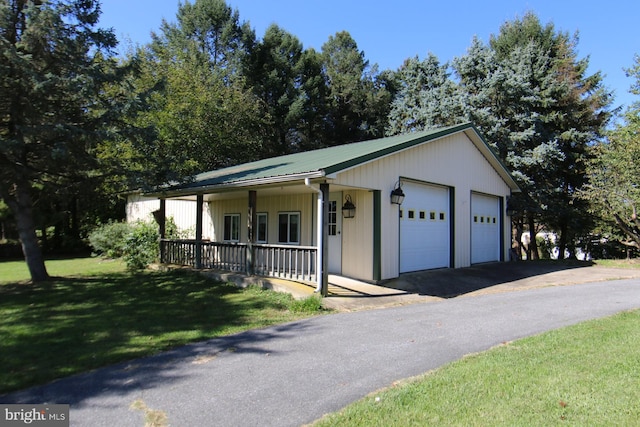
(0, 0, 126, 281)
(246, 24, 307, 156)
(386, 53, 464, 135)
(498, 14, 610, 259)
(321, 31, 391, 145)
(453, 13, 612, 259)
(166, 0, 253, 77)
(295, 47, 332, 151)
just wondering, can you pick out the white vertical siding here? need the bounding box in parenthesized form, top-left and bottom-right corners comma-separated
(208, 193, 314, 246)
(335, 133, 512, 279)
(341, 190, 373, 280)
(126, 194, 213, 239)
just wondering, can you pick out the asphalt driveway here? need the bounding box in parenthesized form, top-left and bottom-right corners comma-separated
(3, 276, 640, 426)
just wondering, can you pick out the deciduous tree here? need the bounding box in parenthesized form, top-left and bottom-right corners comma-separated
(581, 55, 640, 251)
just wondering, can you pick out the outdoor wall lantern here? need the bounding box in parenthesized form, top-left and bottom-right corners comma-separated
(390, 181, 405, 205)
(342, 194, 356, 219)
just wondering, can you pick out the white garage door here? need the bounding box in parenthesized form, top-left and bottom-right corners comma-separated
(471, 193, 501, 264)
(400, 182, 450, 273)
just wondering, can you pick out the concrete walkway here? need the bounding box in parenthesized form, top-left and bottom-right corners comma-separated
(2, 264, 640, 426)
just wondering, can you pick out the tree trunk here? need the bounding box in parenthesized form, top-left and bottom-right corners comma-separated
(557, 223, 567, 260)
(514, 219, 524, 260)
(2, 183, 49, 282)
(527, 213, 539, 260)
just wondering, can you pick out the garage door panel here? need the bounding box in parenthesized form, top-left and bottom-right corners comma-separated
(471, 193, 501, 264)
(400, 182, 450, 273)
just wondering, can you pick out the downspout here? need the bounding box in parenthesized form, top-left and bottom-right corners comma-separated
(305, 178, 323, 293)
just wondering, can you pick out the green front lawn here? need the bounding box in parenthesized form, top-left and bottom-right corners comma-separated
(595, 258, 640, 269)
(0, 257, 324, 394)
(0, 256, 127, 284)
(314, 309, 640, 426)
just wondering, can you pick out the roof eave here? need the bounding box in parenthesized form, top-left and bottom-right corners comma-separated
(144, 171, 326, 198)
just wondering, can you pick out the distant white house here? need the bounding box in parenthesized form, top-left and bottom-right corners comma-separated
(520, 231, 589, 261)
(127, 123, 520, 294)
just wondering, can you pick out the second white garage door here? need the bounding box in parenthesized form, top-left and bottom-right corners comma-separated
(471, 193, 501, 264)
(400, 181, 451, 273)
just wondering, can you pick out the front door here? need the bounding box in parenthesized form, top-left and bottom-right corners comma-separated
(328, 192, 342, 273)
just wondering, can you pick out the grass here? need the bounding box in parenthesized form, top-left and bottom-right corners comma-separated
(0, 257, 325, 395)
(313, 309, 640, 426)
(594, 258, 640, 269)
(0, 256, 128, 283)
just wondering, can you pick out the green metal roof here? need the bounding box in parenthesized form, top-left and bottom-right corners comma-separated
(151, 122, 519, 196)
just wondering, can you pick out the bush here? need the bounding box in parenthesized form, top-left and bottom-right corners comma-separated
(288, 294, 324, 313)
(88, 222, 134, 258)
(89, 217, 188, 270)
(123, 221, 159, 270)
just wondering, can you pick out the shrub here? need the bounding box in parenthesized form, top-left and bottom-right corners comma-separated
(537, 235, 554, 260)
(288, 294, 324, 313)
(123, 221, 159, 270)
(88, 221, 134, 258)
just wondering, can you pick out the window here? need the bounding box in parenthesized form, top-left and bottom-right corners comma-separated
(278, 212, 300, 244)
(408, 210, 415, 219)
(224, 214, 240, 241)
(257, 213, 268, 243)
(439, 212, 446, 221)
(399, 209, 403, 218)
(419, 211, 426, 220)
(328, 200, 337, 236)
(429, 211, 436, 220)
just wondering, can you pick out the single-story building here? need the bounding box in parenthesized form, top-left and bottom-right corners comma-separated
(127, 122, 520, 295)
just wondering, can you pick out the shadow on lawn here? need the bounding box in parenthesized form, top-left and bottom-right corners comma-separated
(0, 269, 313, 400)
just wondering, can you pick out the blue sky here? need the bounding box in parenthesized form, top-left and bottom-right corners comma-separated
(100, 0, 639, 112)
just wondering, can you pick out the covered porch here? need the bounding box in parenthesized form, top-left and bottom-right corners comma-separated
(151, 176, 380, 296)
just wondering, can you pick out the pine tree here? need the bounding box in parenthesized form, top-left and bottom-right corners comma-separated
(386, 53, 464, 135)
(246, 24, 307, 156)
(321, 31, 391, 145)
(0, 0, 124, 281)
(453, 13, 612, 259)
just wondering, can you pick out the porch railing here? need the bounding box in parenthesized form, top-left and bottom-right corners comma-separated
(160, 239, 317, 282)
